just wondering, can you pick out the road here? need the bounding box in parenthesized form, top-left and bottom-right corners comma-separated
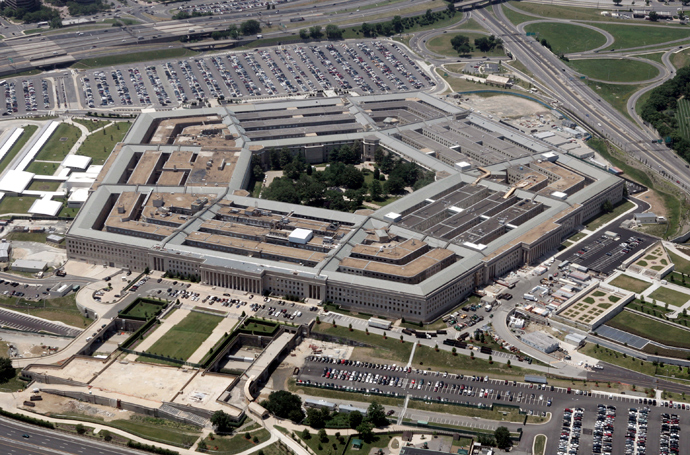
(0, 415, 150, 455)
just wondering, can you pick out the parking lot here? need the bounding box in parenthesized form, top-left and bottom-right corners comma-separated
(297, 358, 687, 455)
(560, 229, 656, 275)
(72, 40, 433, 109)
(0, 77, 53, 116)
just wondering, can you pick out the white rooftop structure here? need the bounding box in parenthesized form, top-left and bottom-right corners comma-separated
(62, 155, 92, 171)
(0, 170, 34, 193)
(68, 188, 90, 207)
(288, 228, 313, 244)
(28, 197, 62, 216)
(384, 212, 402, 223)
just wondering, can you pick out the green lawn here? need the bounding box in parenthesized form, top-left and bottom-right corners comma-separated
(313, 323, 413, 363)
(35, 123, 81, 161)
(201, 429, 270, 453)
(73, 48, 198, 69)
(77, 122, 129, 165)
(143, 311, 222, 361)
(501, 5, 535, 25)
(672, 49, 690, 70)
(0, 294, 91, 328)
(120, 298, 166, 319)
(584, 199, 635, 230)
(6, 231, 46, 243)
(25, 161, 60, 176)
(637, 52, 665, 65)
(581, 342, 690, 381)
(595, 23, 690, 50)
(302, 430, 395, 455)
(606, 310, 690, 349)
(72, 118, 111, 132)
(27, 180, 61, 192)
(426, 32, 506, 58)
(608, 274, 651, 293)
(523, 22, 607, 54)
(0, 196, 37, 215)
(649, 286, 690, 307)
(678, 99, 690, 141)
(412, 345, 525, 379)
(0, 125, 37, 175)
(0, 369, 29, 393)
(668, 250, 690, 275)
(288, 378, 405, 407)
(533, 434, 546, 455)
(407, 401, 540, 423)
(569, 59, 659, 83)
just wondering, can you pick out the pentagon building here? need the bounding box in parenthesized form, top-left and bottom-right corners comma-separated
(66, 92, 623, 322)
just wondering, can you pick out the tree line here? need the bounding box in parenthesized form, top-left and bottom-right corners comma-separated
(640, 65, 690, 160)
(450, 34, 503, 56)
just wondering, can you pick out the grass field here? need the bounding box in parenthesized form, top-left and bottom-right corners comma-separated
(201, 429, 270, 453)
(144, 311, 222, 361)
(581, 342, 690, 382)
(426, 32, 506, 58)
(534, 434, 546, 455)
(0, 294, 91, 328)
(608, 274, 651, 293)
(595, 23, 690, 50)
(668, 250, 690, 275)
(35, 123, 81, 161)
(27, 180, 61, 192)
(648, 286, 690, 307)
(508, 1, 685, 25)
(637, 52, 665, 65)
(606, 310, 690, 349)
(587, 80, 648, 122)
(77, 122, 130, 165)
(672, 49, 690, 70)
(72, 118, 111, 132)
(302, 430, 395, 455)
(72, 48, 198, 70)
(436, 68, 512, 95)
(0, 196, 37, 215)
(0, 125, 37, 175)
(25, 161, 60, 176)
(570, 59, 659, 83)
(502, 5, 535, 25)
(412, 344, 525, 379)
(313, 323, 413, 363)
(523, 22, 607, 54)
(407, 401, 544, 423)
(6, 232, 47, 243)
(121, 299, 165, 319)
(677, 99, 690, 140)
(584, 199, 635, 230)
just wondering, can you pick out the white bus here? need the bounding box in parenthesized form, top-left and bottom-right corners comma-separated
(36, 21, 49, 27)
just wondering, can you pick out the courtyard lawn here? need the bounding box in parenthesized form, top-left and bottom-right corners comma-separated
(523, 22, 607, 54)
(648, 287, 690, 307)
(608, 274, 651, 293)
(0, 196, 38, 215)
(72, 118, 111, 132)
(569, 58, 659, 83)
(120, 298, 166, 320)
(27, 180, 61, 192)
(0, 125, 37, 175)
(606, 310, 690, 349)
(77, 122, 130, 165)
(35, 123, 81, 161)
(144, 311, 222, 361)
(584, 200, 635, 230)
(25, 161, 60, 176)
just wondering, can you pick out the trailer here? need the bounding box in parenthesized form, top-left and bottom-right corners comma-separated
(368, 317, 391, 330)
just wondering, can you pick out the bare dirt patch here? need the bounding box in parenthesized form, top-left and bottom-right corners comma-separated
(461, 95, 548, 118)
(637, 189, 668, 219)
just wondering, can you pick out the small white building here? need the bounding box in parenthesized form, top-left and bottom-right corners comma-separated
(68, 188, 90, 208)
(62, 155, 92, 171)
(28, 197, 62, 217)
(12, 259, 46, 273)
(288, 228, 313, 244)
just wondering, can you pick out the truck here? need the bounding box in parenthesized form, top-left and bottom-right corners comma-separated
(290, 16, 305, 22)
(367, 317, 391, 330)
(256, 34, 263, 39)
(523, 293, 537, 301)
(188, 28, 196, 33)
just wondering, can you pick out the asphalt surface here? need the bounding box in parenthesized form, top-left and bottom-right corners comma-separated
(0, 415, 150, 455)
(299, 358, 690, 455)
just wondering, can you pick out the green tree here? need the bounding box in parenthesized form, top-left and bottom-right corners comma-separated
(211, 410, 233, 432)
(76, 424, 86, 435)
(0, 358, 14, 382)
(392, 15, 403, 33)
(601, 200, 613, 213)
(648, 10, 658, 21)
(370, 179, 383, 200)
(325, 24, 342, 40)
(309, 25, 323, 39)
(261, 390, 305, 422)
(307, 408, 326, 429)
(301, 428, 312, 440)
(451, 34, 472, 55)
(494, 426, 511, 449)
(300, 28, 310, 39)
(356, 421, 375, 442)
(367, 401, 387, 427)
(348, 410, 363, 429)
(101, 430, 112, 441)
(241, 19, 262, 35)
(318, 428, 328, 442)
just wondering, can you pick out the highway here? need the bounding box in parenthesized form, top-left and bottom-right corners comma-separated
(472, 5, 690, 196)
(0, 415, 148, 455)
